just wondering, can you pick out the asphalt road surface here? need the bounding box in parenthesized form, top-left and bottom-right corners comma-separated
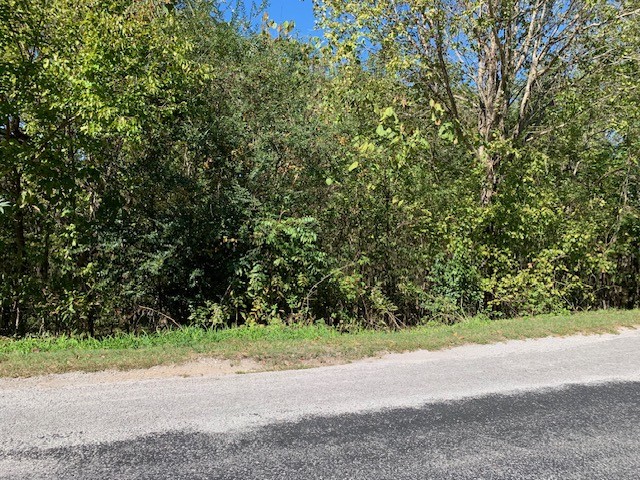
(1, 330, 639, 479)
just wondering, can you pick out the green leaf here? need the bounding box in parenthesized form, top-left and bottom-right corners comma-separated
(382, 106, 395, 119)
(348, 161, 360, 172)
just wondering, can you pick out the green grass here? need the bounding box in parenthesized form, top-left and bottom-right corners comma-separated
(1, 309, 639, 378)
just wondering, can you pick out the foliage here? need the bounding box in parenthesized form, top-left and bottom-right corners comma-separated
(230, 217, 328, 324)
(1, 0, 639, 336)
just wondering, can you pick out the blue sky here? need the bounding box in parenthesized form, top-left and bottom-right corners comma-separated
(244, 0, 319, 37)
(267, 0, 316, 34)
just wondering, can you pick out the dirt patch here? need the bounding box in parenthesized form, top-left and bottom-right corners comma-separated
(0, 356, 265, 390)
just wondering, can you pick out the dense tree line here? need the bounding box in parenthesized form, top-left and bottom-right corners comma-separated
(1, 0, 639, 335)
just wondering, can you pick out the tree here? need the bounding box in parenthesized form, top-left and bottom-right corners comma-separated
(0, 0, 197, 333)
(315, 0, 634, 203)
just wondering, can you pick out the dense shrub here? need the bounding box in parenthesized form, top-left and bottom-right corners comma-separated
(1, 0, 639, 335)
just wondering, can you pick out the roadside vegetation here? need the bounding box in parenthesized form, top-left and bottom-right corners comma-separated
(2, 1, 640, 341)
(1, 310, 638, 377)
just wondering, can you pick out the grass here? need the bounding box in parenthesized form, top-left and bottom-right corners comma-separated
(0, 309, 639, 378)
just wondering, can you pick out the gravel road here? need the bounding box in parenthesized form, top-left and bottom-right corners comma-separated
(1, 329, 639, 479)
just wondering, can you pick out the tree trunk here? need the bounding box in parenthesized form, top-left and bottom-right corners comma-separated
(9, 115, 27, 335)
(477, 145, 500, 206)
(13, 170, 26, 336)
(14, 183, 25, 276)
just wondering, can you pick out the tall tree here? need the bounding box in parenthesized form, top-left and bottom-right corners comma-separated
(315, 0, 634, 203)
